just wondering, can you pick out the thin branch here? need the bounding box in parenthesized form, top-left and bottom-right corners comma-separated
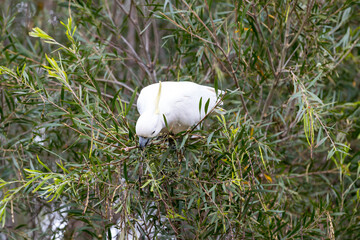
(288, 0, 314, 49)
(260, 0, 313, 119)
(172, 1, 249, 114)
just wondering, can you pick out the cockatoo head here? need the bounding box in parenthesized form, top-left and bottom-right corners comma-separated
(136, 112, 164, 149)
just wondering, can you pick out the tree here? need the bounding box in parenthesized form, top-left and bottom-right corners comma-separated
(1, 0, 359, 239)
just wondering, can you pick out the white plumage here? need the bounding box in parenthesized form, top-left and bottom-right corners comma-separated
(136, 81, 223, 148)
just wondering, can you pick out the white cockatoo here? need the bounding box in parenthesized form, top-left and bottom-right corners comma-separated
(136, 81, 223, 148)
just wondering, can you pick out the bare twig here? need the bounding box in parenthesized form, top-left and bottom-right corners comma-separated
(260, 0, 314, 119)
(164, 1, 249, 114)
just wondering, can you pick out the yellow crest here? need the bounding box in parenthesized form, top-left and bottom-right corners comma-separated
(155, 81, 162, 114)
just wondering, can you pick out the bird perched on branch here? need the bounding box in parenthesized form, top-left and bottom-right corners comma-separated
(136, 81, 224, 149)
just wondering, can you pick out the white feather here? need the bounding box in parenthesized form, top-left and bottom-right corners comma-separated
(136, 81, 223, 139)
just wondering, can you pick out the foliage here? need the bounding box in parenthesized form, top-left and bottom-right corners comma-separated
(0, 0, 359, 239)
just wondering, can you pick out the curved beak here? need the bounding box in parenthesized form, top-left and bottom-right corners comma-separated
(139, 137, 150, 149)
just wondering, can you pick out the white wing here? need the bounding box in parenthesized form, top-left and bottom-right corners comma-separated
(159, 82, 222, 132)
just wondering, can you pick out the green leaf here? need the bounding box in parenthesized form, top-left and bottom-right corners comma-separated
(204, 98, 210, 114)
(125, 87, 137, 117)
(198, 97, 203, 114)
